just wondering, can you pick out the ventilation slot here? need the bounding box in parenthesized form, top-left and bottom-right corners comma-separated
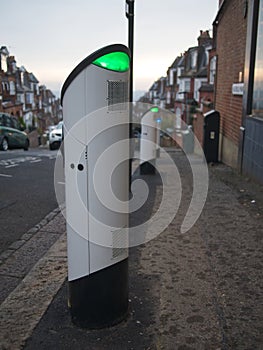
(112, 227, 128, 259)
(107, 80, 128, 112)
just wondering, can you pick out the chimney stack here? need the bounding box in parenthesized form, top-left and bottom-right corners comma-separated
(198, 30, 212, 47)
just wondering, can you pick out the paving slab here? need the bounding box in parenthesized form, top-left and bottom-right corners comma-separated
(1, 150, 262, 350)
(0, 231, 61, 279)
(24, 151, 263, 349)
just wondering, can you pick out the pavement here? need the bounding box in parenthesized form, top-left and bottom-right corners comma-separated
(0, 148, 263, 350)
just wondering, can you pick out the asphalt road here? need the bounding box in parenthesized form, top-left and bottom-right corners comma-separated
(0, 148, 61, 254)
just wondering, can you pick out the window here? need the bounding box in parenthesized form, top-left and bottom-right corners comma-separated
(26, 92, 34, 104)
(2, 82, 9, 91)
(9, 81, 15, 95)
(169, 69, 174, 85)
(252, 0, 263, 117)
(210, 56, 217, 84)
(17, 93, 25, 103)
(191, 51, 197, 69)
(4, 115, 12, 127)
(185, 80, 191, 92)
(1, 54, 7, 72)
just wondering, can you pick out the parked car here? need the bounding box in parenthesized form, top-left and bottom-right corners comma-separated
(43, 125, 56, 141)
(49, 121, 63, 150)
(0, 113, 29, 151)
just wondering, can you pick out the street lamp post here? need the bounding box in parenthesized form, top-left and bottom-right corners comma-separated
(126, 0, 134, 104)
(126, 0, 134, 189)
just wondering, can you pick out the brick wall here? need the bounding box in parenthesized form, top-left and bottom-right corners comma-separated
(193, 111, 204, 147)
(3, 104, 23, 118)
(215, 0, 247, 147)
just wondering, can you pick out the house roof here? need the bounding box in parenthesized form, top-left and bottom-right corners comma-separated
(149, 81, 159, 91)
(28, 72, 39, 83)
(177, 55, 185, 67)
(187, 46, 199, 53)
(0, 46, 9, 56)
(46, 89, 55, 98)
(170, 55, 182, 69)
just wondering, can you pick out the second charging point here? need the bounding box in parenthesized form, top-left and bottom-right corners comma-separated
(140, 106, 161, 175)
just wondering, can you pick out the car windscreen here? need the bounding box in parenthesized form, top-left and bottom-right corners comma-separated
(3, 115, 12, 127)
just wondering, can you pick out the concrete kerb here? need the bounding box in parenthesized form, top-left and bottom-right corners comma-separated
(0, 207, 61, 265)
(0, 207, 67, 350)
(0, 235, 67, 350)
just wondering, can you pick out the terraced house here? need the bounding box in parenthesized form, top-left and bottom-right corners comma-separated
(0, 46, 62, 133)
(141, 0, 263, 184)
(213, 0, 263, 183)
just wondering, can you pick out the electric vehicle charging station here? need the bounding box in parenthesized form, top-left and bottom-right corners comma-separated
(155, 112, 162, 158)
(61, 44, 130, 328)
(140, 106, 160, 174)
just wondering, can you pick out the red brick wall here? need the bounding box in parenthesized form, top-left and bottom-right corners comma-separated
(3, 105, 23, 118)
(193, 111, 204, 147)
(215, 0, 247, 146)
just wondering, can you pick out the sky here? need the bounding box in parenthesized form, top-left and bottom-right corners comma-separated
(1, 0, 218, 98)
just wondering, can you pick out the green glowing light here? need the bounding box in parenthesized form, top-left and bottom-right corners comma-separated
(150, 107, 159, 113)
(92, 52, 130, 72)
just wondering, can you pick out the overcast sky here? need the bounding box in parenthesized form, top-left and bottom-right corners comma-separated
(1, 0, 218, 96)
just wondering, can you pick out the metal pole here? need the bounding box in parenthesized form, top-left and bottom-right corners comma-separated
(126, 0, 134, 190)
(126, 0, 134, 103)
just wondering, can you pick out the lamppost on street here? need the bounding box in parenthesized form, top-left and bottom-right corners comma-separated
(126, 0, 134, 189)
(126, 0, 134, 104)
